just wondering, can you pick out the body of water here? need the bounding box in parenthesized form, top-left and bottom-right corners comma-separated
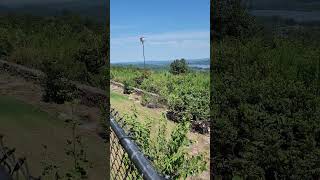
(111, 58, 210, 70)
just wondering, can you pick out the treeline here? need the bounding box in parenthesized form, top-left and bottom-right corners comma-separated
(0, 14, 108, 89)
(212, 0, 320, 179)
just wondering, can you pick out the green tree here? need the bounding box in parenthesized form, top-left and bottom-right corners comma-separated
(0, 35, 13, 58)
(169, 59, 189, 75)
(211, 0, 260, 41)
(41, 61, 77, 104)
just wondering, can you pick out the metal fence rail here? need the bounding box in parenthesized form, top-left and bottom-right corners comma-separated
(110, 109, 163, 180)
(0, 135, 40, 180)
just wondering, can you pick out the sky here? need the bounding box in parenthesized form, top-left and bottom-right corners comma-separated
(110, 1, 210, 62)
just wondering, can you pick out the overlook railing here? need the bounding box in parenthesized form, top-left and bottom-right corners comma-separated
(0, 135, 40, 180)
(110, 109, 164, 180)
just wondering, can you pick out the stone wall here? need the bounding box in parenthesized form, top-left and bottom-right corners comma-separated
(0, 59, 108, 108)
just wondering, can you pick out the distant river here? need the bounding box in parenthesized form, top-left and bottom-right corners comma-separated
(250, 10, 320, 22)
(189, 64, 210, 69)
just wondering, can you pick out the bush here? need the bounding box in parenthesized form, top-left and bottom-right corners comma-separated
(122, 110, 207, 179)
(0, 37, 13, 58)
(166, 74, 210, 133)
(0, 14, 108, 89)
(141, 94, 161, 109)
(112, 66, 210, 134)
(75, 47, 105, 74)
(123, 80, 133, 94)
(41, 61, 77, 104)
(212, 36, 320, 178)
(134, 70, 151, 85)
(89, 66, 108, 89)
(169, 59, 189, 75)
(211, 0, 260, 41)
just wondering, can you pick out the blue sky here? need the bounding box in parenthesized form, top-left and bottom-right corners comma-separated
(111, 1, 210, 62)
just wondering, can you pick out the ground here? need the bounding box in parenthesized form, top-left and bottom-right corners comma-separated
(0, 72, 106, 179)
(110, 83, 210, 180)
(0, 71, 210, 179)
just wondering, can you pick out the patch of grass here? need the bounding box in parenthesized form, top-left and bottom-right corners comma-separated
(0, 96, 106, 179)
(110, 91, 128, 102)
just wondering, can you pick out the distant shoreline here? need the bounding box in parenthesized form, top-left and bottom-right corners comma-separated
(111, 58, 210, 70)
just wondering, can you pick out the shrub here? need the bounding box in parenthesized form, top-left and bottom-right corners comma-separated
(134, 70, 151, 85)
(89, 66, 109, 89)
(0, 36, 13, 58)
(211, 0, 260, 41)
(169, 59, 189, 75)
(41, 61, 77, 104)
(75, 47, 105, 74)
(166, 74, 210, 133)
(212, 36, 320, 178)
(141, 94, 161, 108)
(123, 80, 133, 94)
(122, 109, 207, 179)
(112, 66, 210, 134)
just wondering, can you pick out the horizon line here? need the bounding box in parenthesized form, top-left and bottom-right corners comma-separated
(110, 57, 210, 63)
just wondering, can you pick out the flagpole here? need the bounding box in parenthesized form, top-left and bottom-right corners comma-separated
(143, 41, 145, 70)
(140, 37, 146, 71)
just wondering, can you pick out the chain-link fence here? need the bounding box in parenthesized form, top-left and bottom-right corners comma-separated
(0, 135, 40, 180)
(110, 109, 163, 180)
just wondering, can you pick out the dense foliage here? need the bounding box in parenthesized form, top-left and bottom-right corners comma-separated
(121, 109, 207, 179)
(211, 0, 260, 41)
(211, 1, 320, 178)
(111, 66, 210, 134)
(0, 14, 108, 89)
(41, 61, 77, 104)
(169, 58, 189, 75)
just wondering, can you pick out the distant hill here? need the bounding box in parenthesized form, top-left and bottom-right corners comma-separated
(0, 0, 108, 23)
(111, 58, 210, 70)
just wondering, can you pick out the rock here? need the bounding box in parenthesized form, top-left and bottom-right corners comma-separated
(58, 113, 72, 121)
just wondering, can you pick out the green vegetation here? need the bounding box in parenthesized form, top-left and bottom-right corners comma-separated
(0, 14, 108, 89)
(111, 60, 210, 177)
(111, 65, 210, 134)
(41, 101, 93, 179)
(41, 60, 78, 104)
(0, 96, 105, 179)
(169, 58, 189, 75)
(0, 13, 107, 179)
(122, 108, 206, 179)
(212, 0, 320, 179)
(110, 91, 210, 179)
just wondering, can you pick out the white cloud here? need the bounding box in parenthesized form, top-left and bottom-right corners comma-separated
(111, 30, 209, 61)
(112, 30, 208, 45)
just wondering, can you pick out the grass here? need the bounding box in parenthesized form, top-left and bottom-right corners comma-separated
(111, 91, 171, 128)
(110, 89, 210, 176)
(0, 95, 106, 179)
